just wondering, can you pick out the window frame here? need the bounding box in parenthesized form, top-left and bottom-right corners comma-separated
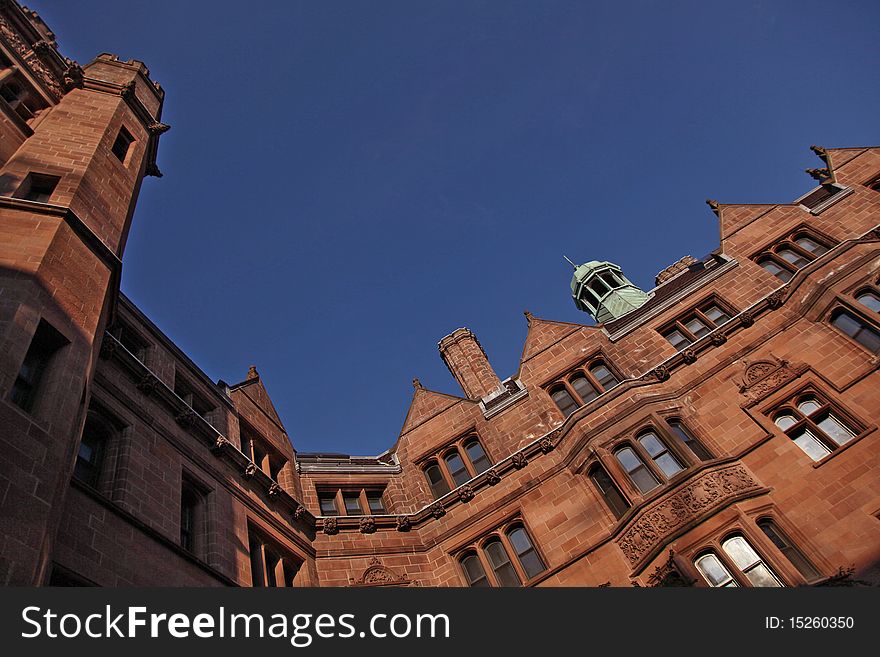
(768, 386, 864, 463)
(756, 516, 822, 583)
(659, 297, 735, 350)
(247, 524, 302, 588)
(828, 305, 880, 355)
(315, 486, 388, 516)
(588, 462, 632, 520)
(418, 432, 493, 498)
(752, 226, 834, 282)
(179, 475, 209, 557)
(456, 518, 547, 587)
(544, 355, 622, 417)
(693, 531, 785, 588)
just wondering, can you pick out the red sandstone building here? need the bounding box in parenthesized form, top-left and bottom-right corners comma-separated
(0, 2, 878, 588)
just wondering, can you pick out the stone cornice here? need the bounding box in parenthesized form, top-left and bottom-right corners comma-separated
(98, 333, 317, 536)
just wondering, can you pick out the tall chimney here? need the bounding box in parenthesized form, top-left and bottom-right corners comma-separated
(438, 328, 502, 399)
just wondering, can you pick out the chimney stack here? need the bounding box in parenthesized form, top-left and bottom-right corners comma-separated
(438, 328, 502, 399)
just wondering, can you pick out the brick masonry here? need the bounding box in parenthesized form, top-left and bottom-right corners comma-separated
(0, 1, 877, 588)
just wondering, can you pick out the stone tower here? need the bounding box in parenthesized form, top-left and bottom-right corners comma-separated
(0, 2, 166, 585)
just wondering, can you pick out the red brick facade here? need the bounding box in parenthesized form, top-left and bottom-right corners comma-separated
(0, 2, 878, 588)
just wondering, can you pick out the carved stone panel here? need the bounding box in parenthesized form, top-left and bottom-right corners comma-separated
(350, 557, 411, 587)
(616, 462, 765, 570)
(738, 356, 807, 406)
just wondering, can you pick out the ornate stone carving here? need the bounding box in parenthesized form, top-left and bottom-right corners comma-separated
(148, 121, 171, 135)
(292, 504, 306, 522)
(267, 483, 282, 498)
(242, 462, 257, 479)
(136, 374, 158, 395)
(211, 435, 230, 453)
(120, 80, 136, 101)
(359, 517, 376, 534)
(0, 16, 64, 99)
(682, 349, 697, 364)
(62, 61, 84, 90)
(458, 485, 474, 503)
(738, 357, 807, 405)
(767, 289, 786, 309)
(512, 452, 527, 469)
(175, 409, 195, 428)
(429, 502, 445, 519)
(805, 167, 831, 182)
(99, 338, 118, 359)
(322, 517, 338, 535)
(740, 311, 754, 328)
(351, 557, 410, 586)
(653, 365, 670, 382)
(616, 463, 763, 567)
(396, 515, 411, 532)
(485, 469, 501, 485)
(710, 332, 727, 346)
(539, 437, 554, 453)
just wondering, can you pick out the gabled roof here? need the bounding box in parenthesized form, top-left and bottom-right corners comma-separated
(399, 380, 468, 435)
(519, 312, 592, 364)
(229, 366, 286, 432)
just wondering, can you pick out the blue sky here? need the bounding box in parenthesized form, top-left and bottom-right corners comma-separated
(36, 1, 879, 455)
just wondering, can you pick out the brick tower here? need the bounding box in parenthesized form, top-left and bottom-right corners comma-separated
(0, 3, 166, 584)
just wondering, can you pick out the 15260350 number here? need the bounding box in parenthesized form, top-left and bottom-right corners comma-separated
(790, 617, 854, 629)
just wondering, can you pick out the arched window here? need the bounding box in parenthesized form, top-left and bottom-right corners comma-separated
(74, 414, 112, 488)
(546, 358, 621, 417)
(460, 552, 490, 587)
(830, 309, 880, 353)
(776, 248, 809, 267)
(637, 431, 684, 478)
(667, 419, 712, 461)
(506, 525, 545, 580)
(793, 234, 828, 256)
(464, 438, 491, 475)
(757, 518, 820, 582)
(614, 446, 660, 494)
(424, 461, 450, 499)
(550, 386, 579, 417)
(772, 391, 858, 462)
(758, 257, 793, 282)
(589, 363, 619, 389)
(855, 289, 880, 313)
(444, 450, 471, 486)
(661, 299, 734, 349)
(484, 538, 521, 587)
(569, 374, 599, 404)
(753, 228, 833, 281)
(720, 535, 783, 587)
(589, 464, 631, 519)
(695, 552, 737, 587)
(695, 535, 783, 587)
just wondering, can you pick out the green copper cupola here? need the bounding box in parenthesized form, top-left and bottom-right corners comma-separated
(570, 260, 651, 323)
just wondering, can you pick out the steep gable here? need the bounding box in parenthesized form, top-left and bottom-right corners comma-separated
(399, 380, 467, 435)
(520, 312, 590, 364)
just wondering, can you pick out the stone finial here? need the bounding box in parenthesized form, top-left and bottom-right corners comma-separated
(412, 377, 422, 389)
(524, 310, 534, 323)
(810, 144, 828, 159)
(706, 199, 720, 212)
(247, 365, 259, 380)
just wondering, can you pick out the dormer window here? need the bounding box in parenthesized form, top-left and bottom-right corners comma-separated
(660, 298, 733, 350)
(753, 227, 834, 282)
